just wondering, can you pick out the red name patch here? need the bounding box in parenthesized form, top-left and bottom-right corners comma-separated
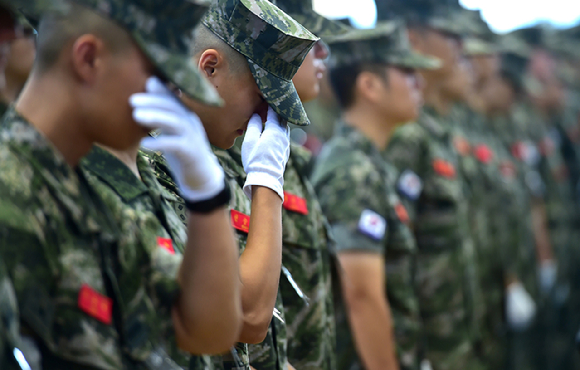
(157, 237, 175, 254)
(433, 159, 456, 178)
(453, 136, 471, 156)
(395, 203, 410, 223)
(231, 210, 250, 233)
(474, 145, 493, 164)
(283, 192, 308, 215)
(78, 284, 112, 325)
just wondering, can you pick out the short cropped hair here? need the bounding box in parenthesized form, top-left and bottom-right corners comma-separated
(329, 62, 389, 109)
(190, 25, 249, 75)
(35, 1, 134, 73)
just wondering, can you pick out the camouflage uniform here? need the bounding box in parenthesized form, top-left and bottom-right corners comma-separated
(312, 123, 420, 370)
(81, 146, 214, 370)
(0, 0, 222, 368)
(269, 2, 348, 369)
(385, 108, 481, 370)
(0, 108, 187, 369)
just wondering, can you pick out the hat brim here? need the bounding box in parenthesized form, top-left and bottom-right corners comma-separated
(247, 60, 310, 126)
(134, 34, 222, 107)
(289, 12, 349, 39)
(389, 51, 441, 70)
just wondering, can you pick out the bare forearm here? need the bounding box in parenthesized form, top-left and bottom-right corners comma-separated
(176, 207, 242, 353)
(346, 294, 400, 370)
(238, 187, 283, 343)
(531, 202, 553, 262)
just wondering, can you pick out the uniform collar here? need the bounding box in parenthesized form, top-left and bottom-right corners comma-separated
(418, 106, 449, 138)
(334, 121, 379, 157)
(82, 146, 150, 204)
(1, 107, 113, 235)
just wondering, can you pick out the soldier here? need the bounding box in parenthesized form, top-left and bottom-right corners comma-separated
(381, 1, 487, 369)
(267, 1, 349, 369)
(0, 2, 20, 116)
(0, 14, 35, 112)
(312, 21, 440, 370)
(481, 42, 544, 370)
(0, 0, 244, 368)
(144, 0, 318, 369)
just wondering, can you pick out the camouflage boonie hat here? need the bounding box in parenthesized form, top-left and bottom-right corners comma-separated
(9, 0, 222, 106)
(274, 0, 350, 38)
(327, 21, 441, 70)
(203, 0, 319, 126)
(464, 37, 495, 56)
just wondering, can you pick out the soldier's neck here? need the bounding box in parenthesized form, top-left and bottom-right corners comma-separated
(423, 83, 453, 117)
(343, 104, 398, 151)
(15, 73, 93, 168)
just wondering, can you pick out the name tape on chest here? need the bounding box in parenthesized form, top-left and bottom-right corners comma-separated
(395, 203, 410, 224)
(358, 209, 387, 241)
(398, 170, 423, 200)
(230, 209, 250, 233)
(283, 192, 308, 215)
(157, 237, 175, 254)
(453, 136, 471, 156)
(433, 159, 456, 178)
(474, 144, 493, 164)
(78, 284, 113, 325)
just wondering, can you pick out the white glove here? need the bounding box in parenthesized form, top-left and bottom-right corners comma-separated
(241, 107, 290, 200)
(538, 259, 557, 294)
(132, 77, 225, 202)
(506, 282, 536, 331)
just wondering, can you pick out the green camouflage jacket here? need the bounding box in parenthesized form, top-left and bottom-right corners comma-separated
(384, 108, 480, 370)
(312, 123, 420, 370)
(141, 148, 252, 370)
(212, 145, 287, 370)
(82, 146, 213, 370)
(280, 142, 336, 370)
(0, 108, 185, 370)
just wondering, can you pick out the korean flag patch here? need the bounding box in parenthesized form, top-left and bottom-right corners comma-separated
(398, 170, 423, 200)
(358, 209, 387, 241)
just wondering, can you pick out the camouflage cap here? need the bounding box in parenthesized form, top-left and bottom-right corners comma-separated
(463, 37, 495, 57)
(274, 0, 350, 38)
(203, 0, 319, 126)
(386, 0, 468, 37)
(8, 0, 222, 106)
(497, 33, 533, 59)
(327, 20, 441, 70)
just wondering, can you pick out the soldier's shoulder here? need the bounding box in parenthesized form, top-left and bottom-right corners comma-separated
(391, 121, 428, 141)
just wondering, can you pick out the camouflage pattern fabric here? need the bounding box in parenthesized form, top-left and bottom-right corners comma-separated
(211, 145, 287, 370)
(384, 108, 482, 370)
(327, 21, 440, 70)
(142, 148, 252, 370)
(279, 143, 336, 370)
(202, 0, 318, 126)
(10, 0, 221, 105)
(0, 260, 21, 369)
(274, 0, 350, 38)
(0, 107, 195, 369)
(0, 102, 7, 118)
(312, 123, 420, 370)
(81, 145, 215, 370)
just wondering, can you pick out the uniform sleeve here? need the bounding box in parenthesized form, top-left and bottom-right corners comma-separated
(314, 155, 388, 254)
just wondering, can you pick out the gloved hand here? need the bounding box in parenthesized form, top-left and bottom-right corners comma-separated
(132, 76, 225, 202)
(506, 282, 536, 331)
(241, 107, 290, 200)
(538, 259, 557, 294)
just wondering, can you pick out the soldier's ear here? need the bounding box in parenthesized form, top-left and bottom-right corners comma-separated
(197, 49, 223, 80)
(356, 71, 381, 103)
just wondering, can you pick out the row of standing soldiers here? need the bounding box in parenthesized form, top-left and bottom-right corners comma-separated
(1, 0, 580, 370)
